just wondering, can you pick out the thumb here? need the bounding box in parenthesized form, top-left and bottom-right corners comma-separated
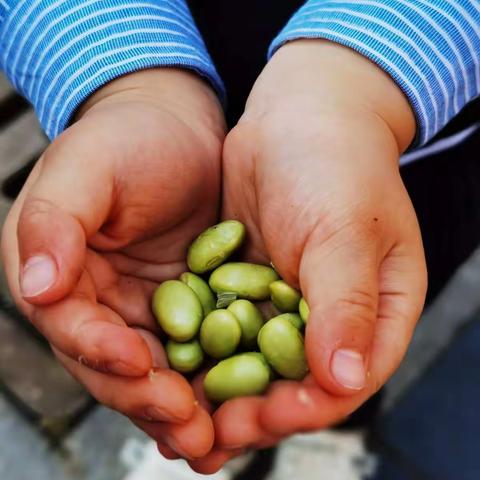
(18, 134, 113, 305)
(300, 224, 380, 396)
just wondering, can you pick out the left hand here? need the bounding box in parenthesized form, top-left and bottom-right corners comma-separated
(190, 40, 427, 474)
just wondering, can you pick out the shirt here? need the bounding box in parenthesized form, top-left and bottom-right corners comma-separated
(0, 0, 478, 145)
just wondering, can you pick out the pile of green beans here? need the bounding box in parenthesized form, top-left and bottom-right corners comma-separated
(151, 220, 310, 403)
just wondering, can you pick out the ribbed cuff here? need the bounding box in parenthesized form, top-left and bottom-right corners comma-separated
(269, 0, 480, 146)
(0, 0, 224, 139)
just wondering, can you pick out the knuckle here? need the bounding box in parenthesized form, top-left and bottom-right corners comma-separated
(334, 289, 377, 328)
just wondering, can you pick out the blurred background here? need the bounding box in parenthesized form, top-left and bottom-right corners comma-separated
(0, 71, 479, 480)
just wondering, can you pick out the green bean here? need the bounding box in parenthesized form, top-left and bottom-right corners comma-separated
(187, 220, 246, 274)
(269, 280, 301, 312)
(209, 262, 279, 301)
(200, 309, 241, 359)
(227, 299, 264, 349)
(258, 316, 308, 380)
(275, 312, 304, 330)
(179, 272, 216, 315)
(204, 352, 271, 403)
(152, 280, 203, 342)
(166, 340, 204, 373)
(299, 297, 310, 324)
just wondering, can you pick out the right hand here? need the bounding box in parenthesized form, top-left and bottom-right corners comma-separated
(1, 68, 225, 459)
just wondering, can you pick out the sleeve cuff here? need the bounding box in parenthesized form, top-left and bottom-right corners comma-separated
(0, 0, 224, 139)
(269, 0, 480, 146)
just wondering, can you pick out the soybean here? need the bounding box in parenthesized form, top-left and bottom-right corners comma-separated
(166, 340, 204, 373)
(204, 352, 271, 403)
(179, 272, 216, 315)
(258, 316, 308, 380)
(200, 309, 242, 359)
(269, 280, 301, 312)
(187, 220, 246, 274)
(227, 300, 264, 349)
(209, 262, 279, 301)
(299, 297, 310, 324)
(152, 280, 203, 342)
(275, 312, 304, 330)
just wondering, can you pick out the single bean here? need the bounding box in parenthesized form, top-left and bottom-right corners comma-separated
(187, 220, 246, 274)
(200, 309, 242, 359)
(299, 297, 310, 324)
(204, 352, 271, 403)
(166, 339, 204, 373)
(179, 272, 216, 315)
(152, 280, 203, 342)
(275, 312, 304, 330)
(258, 316, 308, 380)
(269, 280, 301, 312)
(227, 299, 264, 349)
(209, 262, 279, 301)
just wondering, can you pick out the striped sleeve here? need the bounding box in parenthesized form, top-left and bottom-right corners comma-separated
(269, 0, 480, 146)
(0, 0, 224, 139)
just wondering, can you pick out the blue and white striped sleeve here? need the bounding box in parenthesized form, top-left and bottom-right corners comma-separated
(0, 0, 223, 140)
(269, 0, 480, 146)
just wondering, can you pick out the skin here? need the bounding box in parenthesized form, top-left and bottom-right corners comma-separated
(192, 40, 427, 473)
(1, 39, 427, 471)
(0, 68, 226, 459)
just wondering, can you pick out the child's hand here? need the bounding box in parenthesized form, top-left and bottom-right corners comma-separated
(191, 41, 427, 473)
(1, 69, 225, 460)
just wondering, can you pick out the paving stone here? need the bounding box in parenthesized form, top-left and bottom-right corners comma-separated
(0, 394, 66, 480)
(379, 315, 480, 480)
(0, 309, 90, 422)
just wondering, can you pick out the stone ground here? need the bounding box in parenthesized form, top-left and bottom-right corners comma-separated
(0, 74, 479, 480)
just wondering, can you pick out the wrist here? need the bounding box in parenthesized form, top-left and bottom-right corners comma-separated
(76, 68, 226, 141)
(247, 40, 416, 154)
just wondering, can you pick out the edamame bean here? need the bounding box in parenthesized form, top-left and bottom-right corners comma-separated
(299, 297, 310, 323)
(187, 220, 246, 274)
(269, 280, 301, 312)
(166, 339, 204, 373)
(152, 280, 203, 342)
(209, 262, 279, 301)
(200, 309, 242, 359)
(204, 352, 271, 403)
(227, 299, 264, 349)
(258, 316, 308, 380)
(179, 272, 216, 315)
(275, 312, 303, 330)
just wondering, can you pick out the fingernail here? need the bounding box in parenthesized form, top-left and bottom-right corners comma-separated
(144, 406, 184, 423)
(106, 361, 147, 377)
(165, 436, 192, 459)
(331, 349, 366, 390)
(21, 255, 57, 297)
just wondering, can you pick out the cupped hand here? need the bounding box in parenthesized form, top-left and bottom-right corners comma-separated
(1, 68, 225, 459)
(191, 40, 427, 473)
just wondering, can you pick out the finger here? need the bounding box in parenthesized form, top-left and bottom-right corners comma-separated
(134, 406, 214, 459)
(55, 349, 196, 423)
(188, 448, 244, 475)
(191, 371, 214, 414)
(134, 329, 169, 368)
(33, 271, 152, 376)
(16, 135, 113, 305)
(299, 224, 381, 395)
(157, 442, 181, 460)
(214, 397, 281, 449)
